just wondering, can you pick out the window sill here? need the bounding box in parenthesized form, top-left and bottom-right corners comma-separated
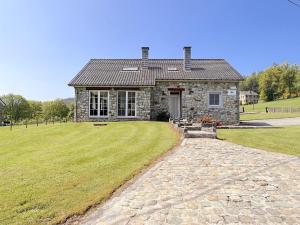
(89, 116, 109, 118)
(208, 105, 223, 108)
(117, 116, 138, 119)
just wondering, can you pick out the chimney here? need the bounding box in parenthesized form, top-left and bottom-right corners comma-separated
(141, 47, 149, 70)
(183, 46, 192, 71)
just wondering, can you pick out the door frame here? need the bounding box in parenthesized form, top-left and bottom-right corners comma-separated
(168, 91, 181, 119)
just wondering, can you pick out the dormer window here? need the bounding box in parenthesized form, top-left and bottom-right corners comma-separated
(122, 67, 139, 71)
(168, 67, 178, 71)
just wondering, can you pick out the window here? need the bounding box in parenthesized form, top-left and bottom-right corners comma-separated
(122, 67, 139, 71)
(118, 91, 136, 117)
(127, 92, 136, 116)
(167, 67, 178, 71)
(209, 92, 222, 107)
(89, 91, 109, 117)
(99, 92, 109, 116)
(90, 91, 98, 116)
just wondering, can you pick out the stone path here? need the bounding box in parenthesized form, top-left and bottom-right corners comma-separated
(79, 139, 300, 225)
(243, 117, 300, 127)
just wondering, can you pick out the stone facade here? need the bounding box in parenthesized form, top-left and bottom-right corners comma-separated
(151, 81, 240, 125)
(74, 87, 151, 122)
(74, 81, 240, 125)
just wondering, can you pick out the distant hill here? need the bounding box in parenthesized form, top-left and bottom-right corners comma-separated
(62, 98, 74, 105)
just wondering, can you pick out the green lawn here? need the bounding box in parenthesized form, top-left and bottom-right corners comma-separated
(217, 126, 300, 156)
(0, 122, 179, 225)
(240, 97, 300, 120)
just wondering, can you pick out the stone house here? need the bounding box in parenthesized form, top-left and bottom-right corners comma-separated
(69, 47, 243, 124)
(239, 91, 259, 105)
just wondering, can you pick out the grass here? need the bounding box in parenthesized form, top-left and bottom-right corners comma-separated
(0, 122, 179, 225)
(217, 126, 300, 156)
(240, 96, 300, 120)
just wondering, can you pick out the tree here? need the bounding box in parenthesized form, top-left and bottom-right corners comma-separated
(281, 63, 298, 98)
(242, 62, 300, 102)
(28, 101, 43, 126)
(259, 72, 275, 101)
(240, 73, 260, 95)
(1, 94, 30, 125)
(67, 102, 74, 121)
(43, 99, 69, 123)
(55, 100, 69, 121)
(295, 70, 300, 97)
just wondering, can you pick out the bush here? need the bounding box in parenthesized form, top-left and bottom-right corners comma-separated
(156, 111, 170, 121)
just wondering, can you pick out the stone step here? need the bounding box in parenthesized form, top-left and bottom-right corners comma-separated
(184, 126, 202, 131)
(185, 130, 216, 139)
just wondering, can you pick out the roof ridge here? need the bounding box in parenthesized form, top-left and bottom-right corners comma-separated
(90, 58, 225, 61)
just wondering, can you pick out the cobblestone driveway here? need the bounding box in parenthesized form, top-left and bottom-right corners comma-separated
(80, 139, 300, 225)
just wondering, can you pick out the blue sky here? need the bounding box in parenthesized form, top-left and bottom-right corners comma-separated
(0, 0, 300, 100)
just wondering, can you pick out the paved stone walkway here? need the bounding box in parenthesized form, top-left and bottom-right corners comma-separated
(243, 117, 300, 127)
(80, 139, 300, 225)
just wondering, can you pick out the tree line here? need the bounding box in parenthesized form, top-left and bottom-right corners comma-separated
(0, 94, 74, 126)
(240, 63, 300, 101)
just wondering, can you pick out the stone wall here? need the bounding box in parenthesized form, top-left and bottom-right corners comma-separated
(151, 81, 240, 125)
(74, 87, 151, 122)
(74, 81, 240, 124)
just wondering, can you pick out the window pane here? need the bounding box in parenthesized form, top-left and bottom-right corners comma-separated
(118, 92, 126, 116)
(99, 92, 108, 116)
(90, 91, 98, 116)
(215, 94, 220, 105)
(209, 93, 220, 106)
(127, 92, 136, 117)
(209, 94, 214, 105)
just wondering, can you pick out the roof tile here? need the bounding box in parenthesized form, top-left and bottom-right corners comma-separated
(69, 59, 243, 86)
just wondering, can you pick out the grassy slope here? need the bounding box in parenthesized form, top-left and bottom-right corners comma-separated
(0, 122, 178, 225)
(240, 97, 300, 120)
(217, 126, 300, 156)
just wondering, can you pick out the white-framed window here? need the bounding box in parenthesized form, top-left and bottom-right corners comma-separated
(208, 92, 222, 107)
(117, 91, 136, 117)
(89, 91, 109, 117)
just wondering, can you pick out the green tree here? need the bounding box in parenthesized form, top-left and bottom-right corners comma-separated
(55, 100, 69, 120)
(28, 101, 43, 126)
(1, 94, 30, 125)
(67, 102, 74, 121)
(240, 73, 259, 94)
(281, 63, 298, 98)
(295, 70, 300, 96)
(43, 99, 69, 122)
(259, 72, 275, 101)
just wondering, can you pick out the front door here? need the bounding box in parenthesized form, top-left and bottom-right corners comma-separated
(168, 93, 180, 119)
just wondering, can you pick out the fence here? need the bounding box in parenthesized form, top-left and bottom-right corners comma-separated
(266, 107, 300, 113)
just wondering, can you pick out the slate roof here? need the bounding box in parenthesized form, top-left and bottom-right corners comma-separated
(68, 59, 243, 87)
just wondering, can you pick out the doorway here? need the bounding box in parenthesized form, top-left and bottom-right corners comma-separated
(168, 92, 181, 119)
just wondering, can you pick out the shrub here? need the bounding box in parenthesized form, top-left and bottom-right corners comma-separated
(156, 111, 170, 121)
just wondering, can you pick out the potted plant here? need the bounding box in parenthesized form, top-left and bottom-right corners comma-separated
(198, 114, 222, 129)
